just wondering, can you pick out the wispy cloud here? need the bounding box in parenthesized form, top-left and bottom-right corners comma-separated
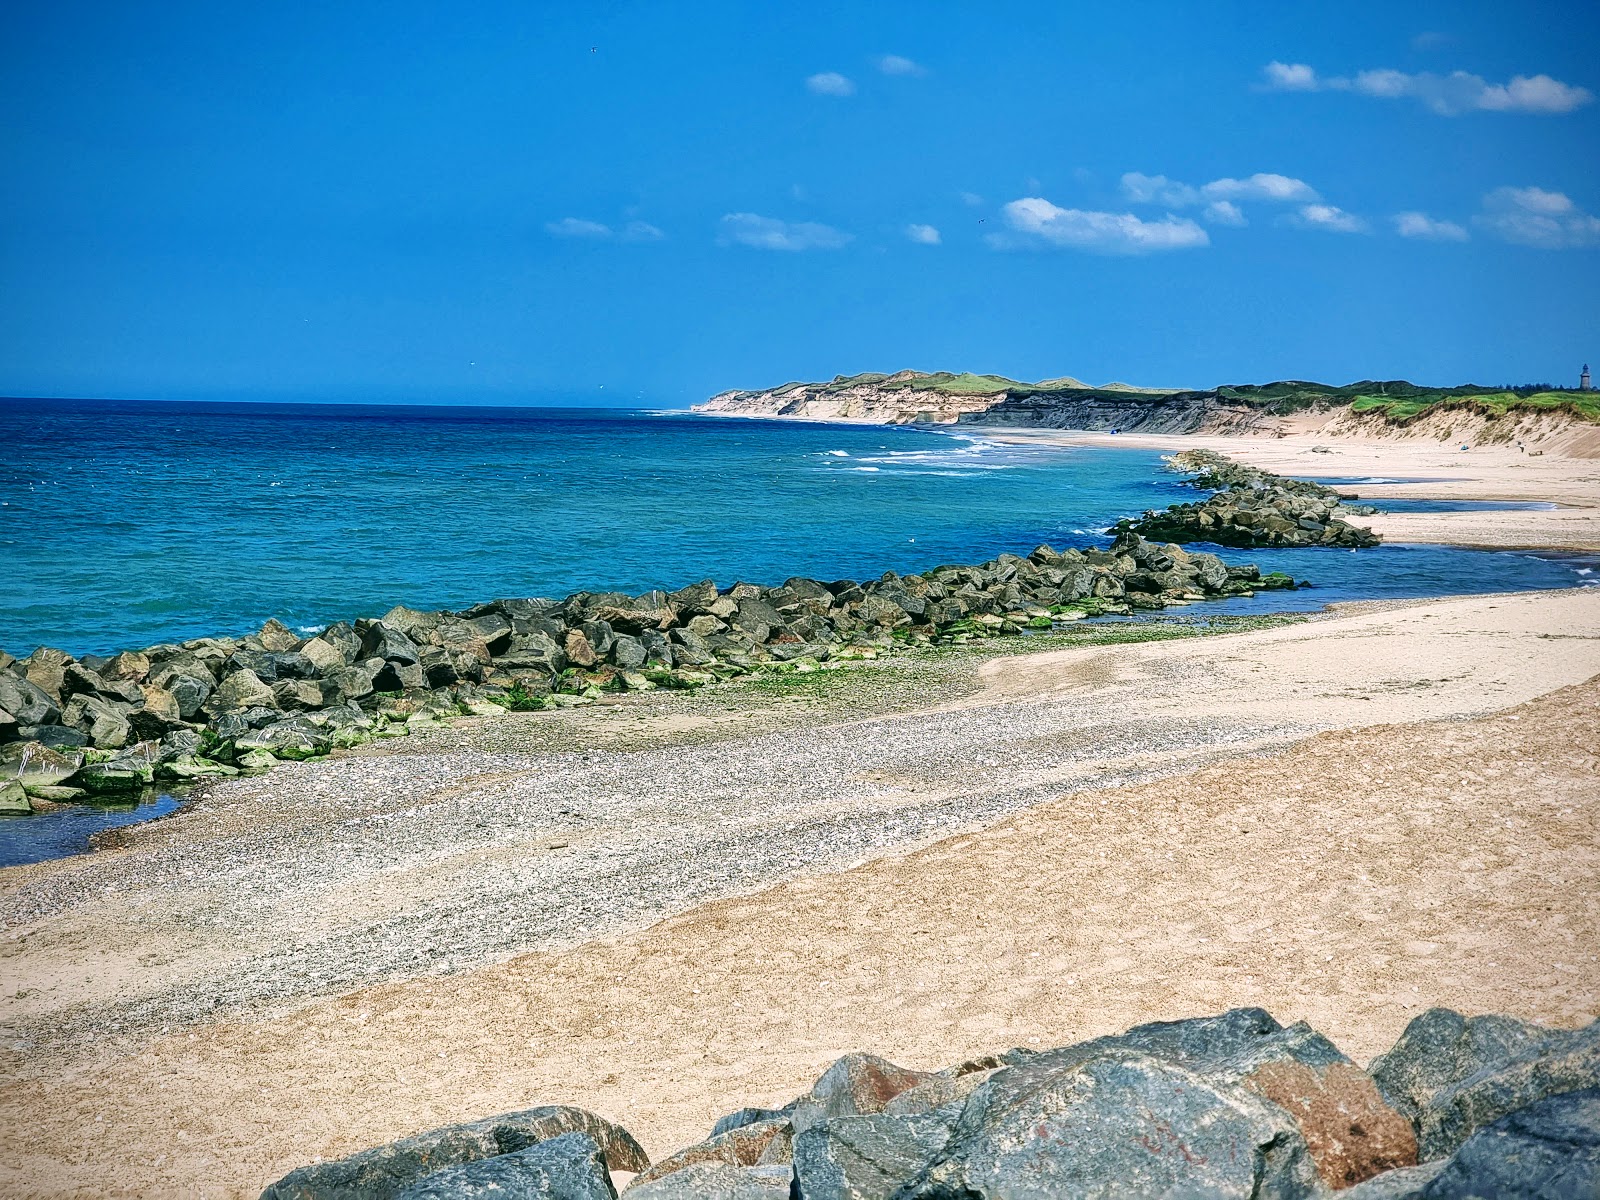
(1394, 211, 1468, 241)
(991, 198, 1208, 254)
(878, 54, 924, 76)
(806, 71, 855, 97)
(1121, 172, 1319, 207)
(545, 217, 663, 242)
(1204, 200, 1247, 227)
(719, 213, 852, 251)
(1475, 187, 1600, 248)
(958, 191, 985, 207)
(1261, 61, 1593, 115)
(905, 223, 941, 245)
(546, 217, 613, 239)
(1292, 204, 1368, 233)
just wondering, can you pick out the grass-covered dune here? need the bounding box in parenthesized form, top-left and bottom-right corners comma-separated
(703, 370, 1600, 431)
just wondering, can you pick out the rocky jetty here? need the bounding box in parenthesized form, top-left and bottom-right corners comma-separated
(1114, 449, 1382, 549)
(0, 533, 1299, 804)
(259, 1006, 1600, 1198)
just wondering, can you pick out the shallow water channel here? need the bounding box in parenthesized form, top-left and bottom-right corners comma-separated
(0, 792, 183, 868)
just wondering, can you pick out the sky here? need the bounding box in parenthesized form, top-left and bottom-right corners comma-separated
(2, 1, 1597, 405)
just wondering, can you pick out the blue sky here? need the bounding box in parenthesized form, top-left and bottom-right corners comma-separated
(2, 1, 1597, 405)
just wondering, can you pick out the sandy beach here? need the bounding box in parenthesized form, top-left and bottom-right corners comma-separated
(2, 433, 1598, 1197)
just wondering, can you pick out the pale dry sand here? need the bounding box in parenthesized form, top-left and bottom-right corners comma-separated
(1, 590, 1597, 1198)
(982, 427, 1600, 551)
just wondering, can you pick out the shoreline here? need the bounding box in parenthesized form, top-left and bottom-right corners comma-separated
(2, 430, 1598, 1195)
(2, 587, 1597, 1196)
(977, 426, 1600, 552)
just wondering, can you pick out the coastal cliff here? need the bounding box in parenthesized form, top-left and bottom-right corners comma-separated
(694, 371, 1600, 444)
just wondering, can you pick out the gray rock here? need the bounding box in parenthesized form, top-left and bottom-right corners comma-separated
(260, 1105, 647, 1200)
(63, 694, 134, 749)
(627, 1120, 792, 1189)
(393, 1133, 615, 1200)
(611, 636, 648, 670)
(317, 622, 364, 665)
(792, 1112, 953, 1200)
(1371, 1009, 1600, 1158)
(235, 718, 332, 761)
(258, 618, 303, 652)
(15, 724, 88, 749)
(0, 780, 31, 813)
(899, 1049, 1319, 1199)
(1417, 1087, 1600, 1198)
(624, 1162, 792, 1199)
(205, 669, 279, 716)
(327, 666, 376, 703)
(1338, 1162, 1447, 1199)
(790, 1054, 936, 1136)
(1, 740, 83, 787)
(360, 621, 423, 665)
(0, 672, 62, 728)
(711, 1108, 795, 1139)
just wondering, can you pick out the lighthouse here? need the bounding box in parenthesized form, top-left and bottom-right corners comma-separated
(1584, 364, 1593, 391)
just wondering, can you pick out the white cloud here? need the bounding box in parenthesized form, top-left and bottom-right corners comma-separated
(1263, 61, 1319, 91)
(1394, 211, 1468, 241)
(546, 217, 614, 239)
(719, 213, 852, 251)
(1411, 31, 1452, 51)
(958, 191, 985, 207)
(993, 197, 1208, 254)
(906, 223, 941, 245)
(1202, 173, 1319, 203)
(1475, 187, 1600, 248)
(546, 217, 664, 242)
(1204, 200, 1247, 227)
(1120, 172, 1200, 207)
(1122, 171, 1318, 214)
(878, 55, 923, 76)
(806, 72, 855, 97)
(1293, 204, 1368, 233)
(1262, 61, 1593, 115)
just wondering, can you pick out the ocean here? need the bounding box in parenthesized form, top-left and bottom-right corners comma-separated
(1, 397, 1593, 658)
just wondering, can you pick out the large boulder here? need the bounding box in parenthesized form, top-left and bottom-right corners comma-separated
(899, 1009, 1416, 1198)
(257, 618, 303, 652)
(204, 669, 279, 716)
(260, 1105, 647, 1200)
(1411, 1087, 1600, 1199)
(624, 1162, 792, 1199)
(899, 1050, 1320, 1199)
(1, 740, 82, 788)
(1369, 1008, 1600, 1159)
(236, 718, 332, 761)
(790, 1054, 937, 1135)
(359, 621, 423, 665)
(392, 1133, 616, 1200)
(0, 672, 62, 728)
(627, 1120, 791, 1190)
(791, 1112, 954, 1200)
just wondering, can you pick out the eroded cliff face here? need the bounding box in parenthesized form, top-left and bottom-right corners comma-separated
(958, 391, 1296, 434)
(693, 381, 1004, 425)
(694, 380, 1299, 434)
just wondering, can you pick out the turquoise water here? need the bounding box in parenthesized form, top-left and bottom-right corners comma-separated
(1, 397, 1594, 657)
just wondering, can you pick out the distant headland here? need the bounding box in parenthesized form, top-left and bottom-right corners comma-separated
(694, 369, 1600, 445)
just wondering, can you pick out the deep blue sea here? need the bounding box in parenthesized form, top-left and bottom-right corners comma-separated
(1, 397, 1595, 658)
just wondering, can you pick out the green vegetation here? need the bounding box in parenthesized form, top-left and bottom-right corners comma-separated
(1348, 390, 1600, 424)
(742, 369, 1600, 426)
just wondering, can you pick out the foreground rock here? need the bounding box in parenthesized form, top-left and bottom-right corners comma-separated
(262, 1007, 1595, 1198)
(260, 1105, 646, 1200)
(0, 532, 1301, 798)
(1115, 448, 1381, 549)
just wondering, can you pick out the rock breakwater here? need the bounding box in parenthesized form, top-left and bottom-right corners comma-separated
(260, 1005, 1600, 1198)
(0, 533, 1300, 804)
(1115, 449, 1382, 549)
